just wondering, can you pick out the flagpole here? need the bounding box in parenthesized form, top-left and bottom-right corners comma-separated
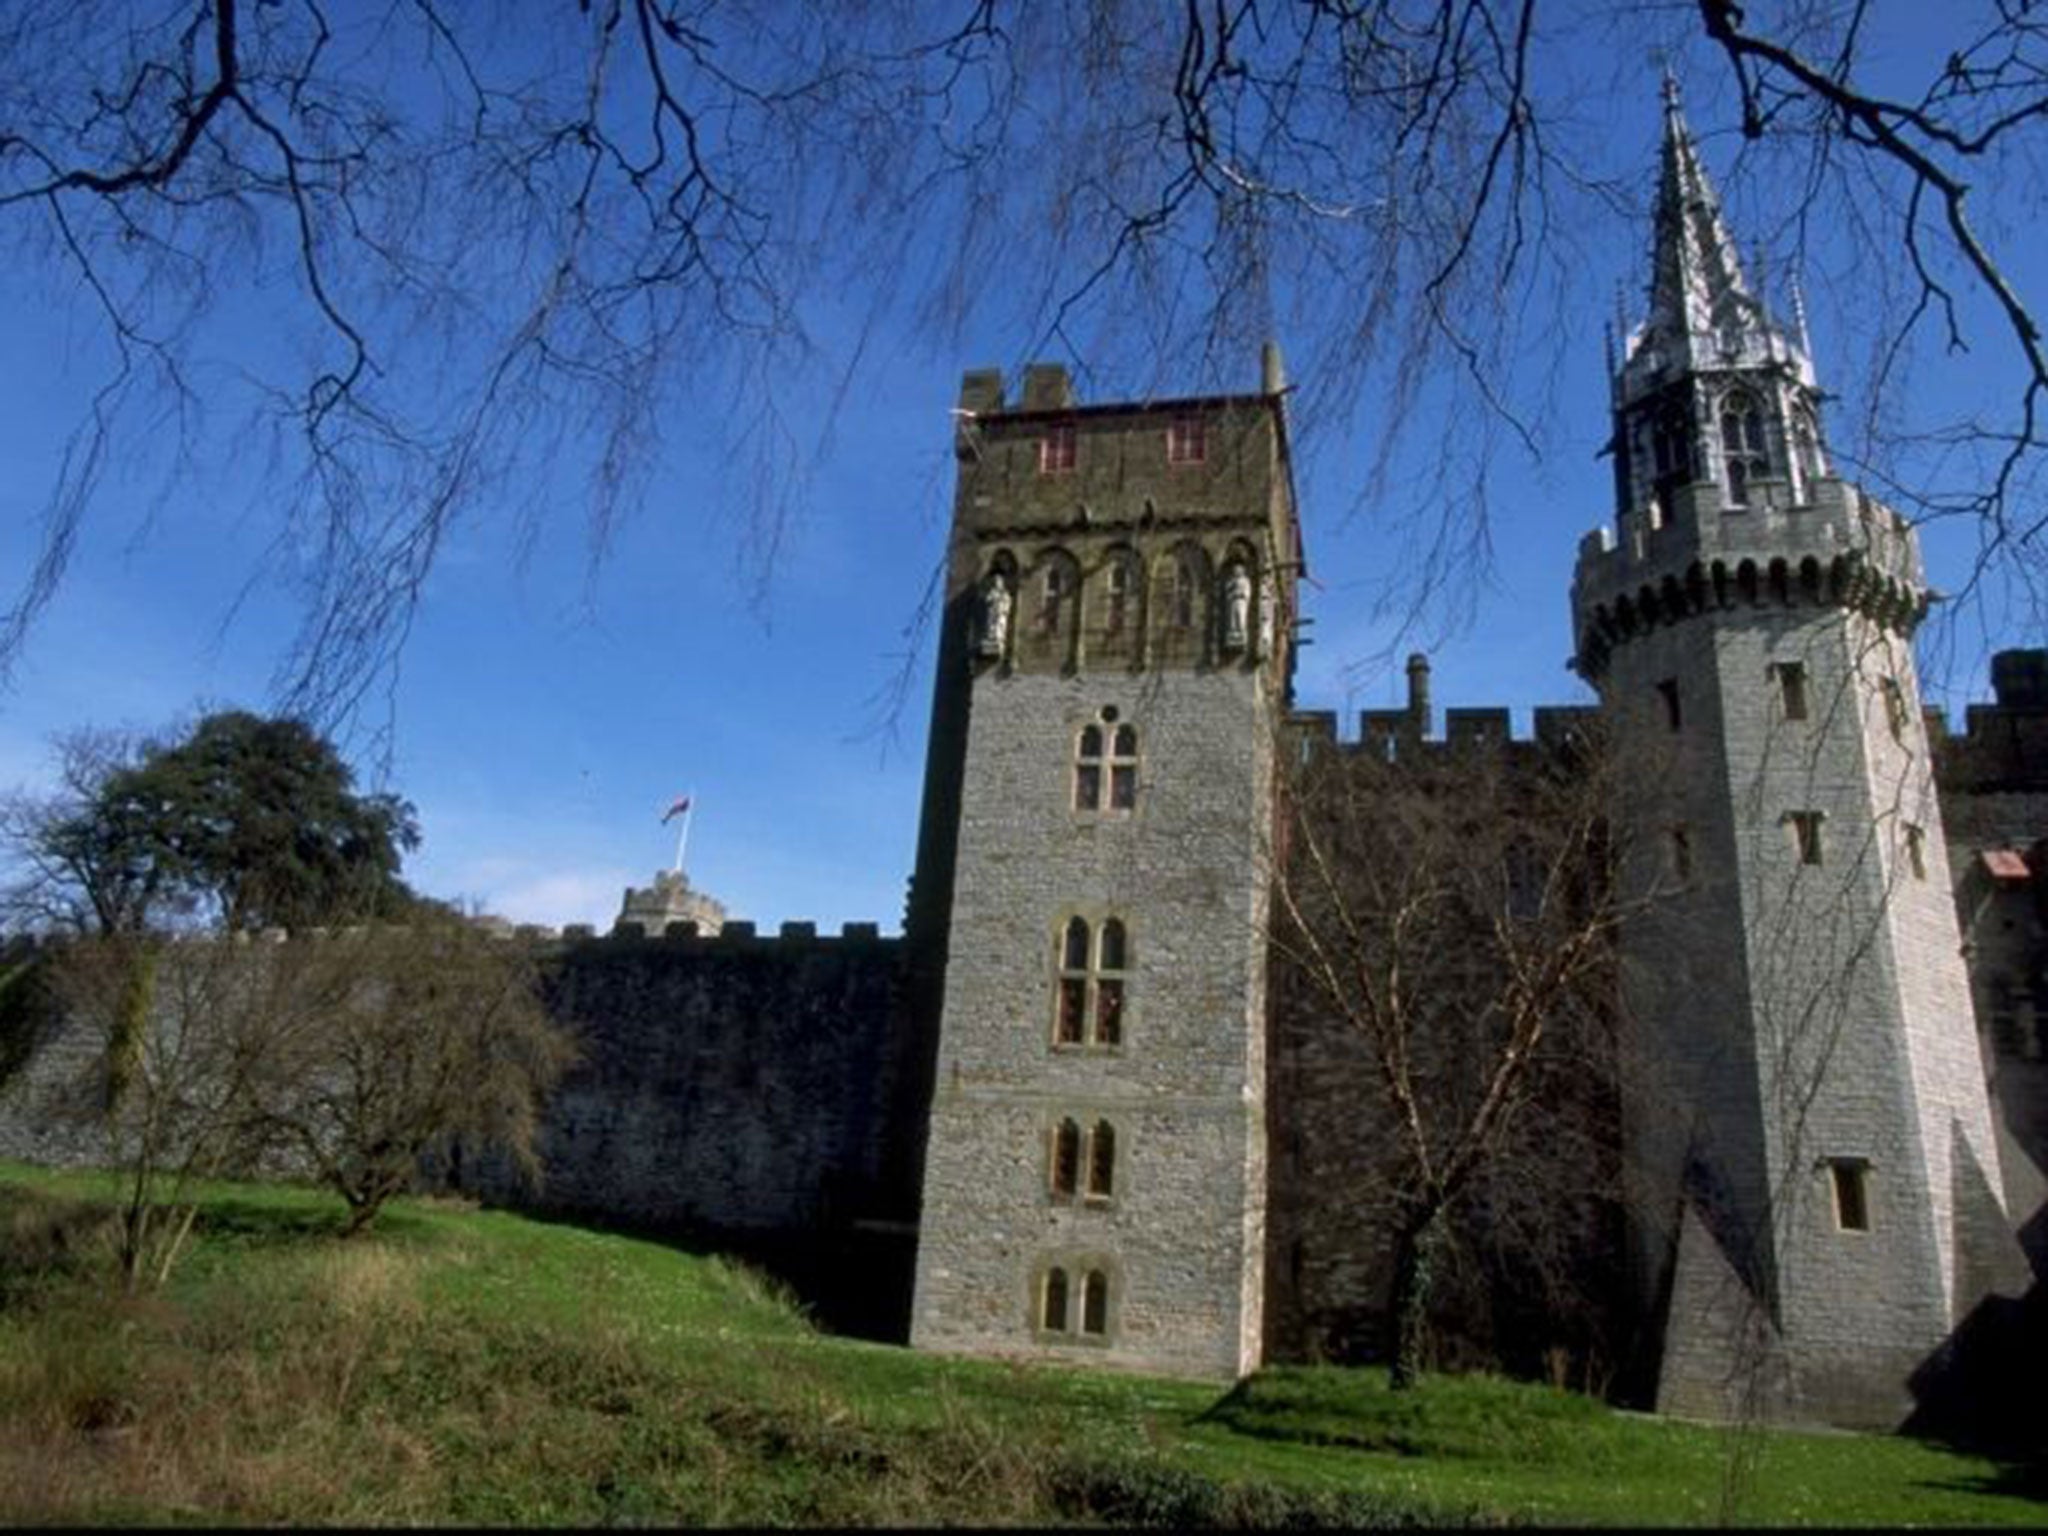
(672, 789, 694, 877)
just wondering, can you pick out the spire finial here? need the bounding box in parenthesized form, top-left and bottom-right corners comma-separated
(1660, 67, 1682, 116)
(1790, 272, 1814, 358)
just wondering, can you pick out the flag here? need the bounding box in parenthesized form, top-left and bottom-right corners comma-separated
(661, 795, 691, 824)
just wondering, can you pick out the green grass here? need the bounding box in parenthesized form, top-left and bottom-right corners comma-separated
(0, 1159, 2039, 1526)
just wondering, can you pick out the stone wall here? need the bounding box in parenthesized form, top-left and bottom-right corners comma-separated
(0, 923, 932, 1337)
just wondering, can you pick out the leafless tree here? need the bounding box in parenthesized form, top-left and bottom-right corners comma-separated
(48, 931, 307, 1285)
(40, 913, 572, 1281)
(244, 913, 576, 1236)
(1269, 718, 1651, 1387)
(3, 3, 2044, 726)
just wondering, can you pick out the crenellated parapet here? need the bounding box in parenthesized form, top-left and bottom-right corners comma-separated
(1931, 649, 2048, 796)
(1571, 477, 1931, 681)
(1286, 703, 1600, 766)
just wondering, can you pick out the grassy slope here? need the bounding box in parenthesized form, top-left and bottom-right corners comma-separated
(0, 1161, 2039, 1527)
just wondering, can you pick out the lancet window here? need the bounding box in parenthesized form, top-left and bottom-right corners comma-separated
(1048, 1118, 1118, 1204)
(1054, 915, 1127, 1047)
(1720, 390, 1769, 506)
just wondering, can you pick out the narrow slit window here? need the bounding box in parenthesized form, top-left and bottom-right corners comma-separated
(1829, 1160, 1870, 1232)
(1775, 661, 1808, 720)
(1786, 811, 1825, 866)
(1905, 824, 1926, 881)
(1657, 678, 1682, 731)
(1670, 824, 1693, 883)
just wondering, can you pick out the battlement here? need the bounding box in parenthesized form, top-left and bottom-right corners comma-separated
(1575, 477, 1923, 595)
(1932, 648, 2048, 794)
(1287, 703, 1599, 763)
(0, 917, 900, 959)
(1571, 478, 1931, 678)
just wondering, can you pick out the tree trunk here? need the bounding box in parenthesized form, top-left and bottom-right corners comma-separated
(1388, 1203, 1447, 1391)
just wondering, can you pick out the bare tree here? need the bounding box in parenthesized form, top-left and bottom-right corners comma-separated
(245, 913, 576, 1236)
(40, 913, 572, 1280)
(49, 932, 310, 1286)
(1269, 716, 1649, 1388)
(3, 3, 2044, 725)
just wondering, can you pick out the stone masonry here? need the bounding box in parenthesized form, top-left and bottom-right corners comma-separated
(1568, 86, 2026, 1426)
(907, 356, 1297, 1377)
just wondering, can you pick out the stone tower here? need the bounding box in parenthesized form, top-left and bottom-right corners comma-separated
(908, 353, 1299, 1376)
(1571, 84, 2024, 1425)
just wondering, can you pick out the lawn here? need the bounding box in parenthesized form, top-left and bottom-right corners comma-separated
(0, 1160, 2039, 1526)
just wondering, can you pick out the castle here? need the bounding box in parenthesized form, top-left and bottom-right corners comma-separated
(3, 93, 2043, 1432)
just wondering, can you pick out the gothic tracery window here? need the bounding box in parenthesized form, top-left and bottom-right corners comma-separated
(1720, 389, 1768, 506)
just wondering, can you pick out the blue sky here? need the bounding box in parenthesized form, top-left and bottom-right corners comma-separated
(0, 14, 2036, 934)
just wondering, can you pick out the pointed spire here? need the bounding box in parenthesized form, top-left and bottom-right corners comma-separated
(1619, 80, 1815, 403)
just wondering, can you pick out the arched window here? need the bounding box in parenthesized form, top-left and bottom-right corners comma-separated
(1650, 404, 1693, 483)
(1095, 920, 1126, 1045)
(1056, 917, 1090, 1044)
(1042, 1267, 1070, 1331)
(1082, 1270, 1109, 1334)
(1050, 1118, 1082, 1197)
(1720, 390, 1769, 506)
(1086, 1120, 1115, 1199)
(1074, 717, 1139, 811)
(1053, 915, 1128, 1047)
(1721, 391, 1766, 455)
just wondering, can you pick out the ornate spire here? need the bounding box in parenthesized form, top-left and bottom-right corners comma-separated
(1619, 80, 1814, 403)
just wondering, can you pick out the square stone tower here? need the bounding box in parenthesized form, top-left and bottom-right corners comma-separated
(1572, 83, 2026, 1425)
(908, 353, 1299, 1376)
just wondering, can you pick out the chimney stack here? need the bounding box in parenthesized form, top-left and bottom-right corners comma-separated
(1406, 652, 1432, 736)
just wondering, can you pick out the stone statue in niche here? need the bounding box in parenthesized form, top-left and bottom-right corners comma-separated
(1221, 561, 1252, 652)
(1257, 574, 1277, 660)
(977, 570, 1012, 660)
